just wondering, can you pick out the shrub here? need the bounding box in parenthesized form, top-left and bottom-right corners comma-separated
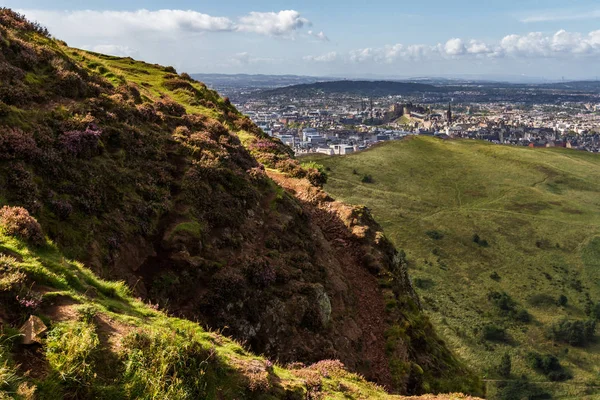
(490, 271, 501, 281)
(497, 353, 511, 378)
(514, 309, 531, 323)
(488, 291, 516, 312)
(60, 127, 103, 158)
(50, 199, 73, 220)
(526, 352, 572, 381)
(275, 159, 306, 179)
(414, 278, 435, 290)
(0, 128, 38, 160)
(155, 99, 186, 117)
(425, 230, 444, 240)
(549, 319, 596, 347)
(472, 233, 489, 247)
(557, 295, 568, 307)
(55, 70, 89, 99)
(0, 206, 44, 245)
(589, 301, 600, 320)
(482, 324, 507, 342)
(361, 174, 374, 183)
(302, 162, 328, 187)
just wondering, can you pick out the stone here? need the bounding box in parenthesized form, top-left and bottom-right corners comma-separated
(19, 315, 47, 345)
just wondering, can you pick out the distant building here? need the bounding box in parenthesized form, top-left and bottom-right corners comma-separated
(330, 144, 355, 155)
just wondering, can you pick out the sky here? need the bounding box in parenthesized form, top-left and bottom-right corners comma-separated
(6, 0, 600, 80)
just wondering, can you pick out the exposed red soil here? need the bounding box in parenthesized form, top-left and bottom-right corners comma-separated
(269, 171, 394, 389)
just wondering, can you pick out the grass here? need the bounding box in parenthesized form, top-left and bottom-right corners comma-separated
(68, 49, 226, 121)
(0, 230, 412, 399)
(304, 136, 600, 398)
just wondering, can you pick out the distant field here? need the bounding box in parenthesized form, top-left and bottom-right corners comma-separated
(305, 137, 600, 398)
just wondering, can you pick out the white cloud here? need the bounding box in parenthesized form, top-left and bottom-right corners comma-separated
(467, 40, 492, 55)
(306, 29, 600, 65)
(237, 10, 309, 36)
(19, 9, 235, 38)
(18, 8, 312, 38)
(83, 44, 140, 58)
(304, 51, 339, 62)
(444, 38, 466, 56)
(230, 52, 277, 66)
(308, 30, 329, 41)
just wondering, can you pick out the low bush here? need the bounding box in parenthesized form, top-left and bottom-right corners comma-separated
(0, 128, 38, 160)
(302, 162, 328, 186)
(488, 291, 516, 312)
(0, 206, 44, 245)
(497, 353, 511, 378)
(488, 291, 531, 323)
(557, 295, 568, 307)
(526, 352, 572, 381)
(414, 278, 435, 290)
(548, 319, 596, 347)
(589, 301, 600, 320)
(482, 324, 507, 342)
(361, 174, 374, 184)
(60, 127, 103, 158)
(472, 233, 489, 247)
(425, 230, 444, 240)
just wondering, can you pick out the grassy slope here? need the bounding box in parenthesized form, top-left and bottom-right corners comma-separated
(0, 230, 410, 400)
(305, 137, 600, 398)
(0, 13, 482, 398)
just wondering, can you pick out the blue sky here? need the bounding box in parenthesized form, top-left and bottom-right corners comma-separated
(7, 0, 600, 80)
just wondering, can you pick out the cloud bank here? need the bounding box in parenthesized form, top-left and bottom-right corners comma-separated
(18, 8, 316, 38)
(305, 29, 600, 64)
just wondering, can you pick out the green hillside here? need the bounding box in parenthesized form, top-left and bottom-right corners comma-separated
(305, 137, 600, 399)
(0, 9, 484, 399)
(0, 216, 416, 400)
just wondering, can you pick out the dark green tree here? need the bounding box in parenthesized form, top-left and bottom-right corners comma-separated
(497, 353, 512, 378)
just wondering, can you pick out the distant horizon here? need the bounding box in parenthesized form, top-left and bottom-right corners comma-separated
(191, 72, 598, 85)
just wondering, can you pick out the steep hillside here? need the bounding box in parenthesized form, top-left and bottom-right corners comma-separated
(0, 215, 485, 399)
(0, 9, 481, 398)
(305, 137, 600, 399)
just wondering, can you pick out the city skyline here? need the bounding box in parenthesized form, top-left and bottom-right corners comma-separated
(7, 0, 600, 80)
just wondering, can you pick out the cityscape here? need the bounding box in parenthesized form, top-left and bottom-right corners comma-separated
(203, 77, 600, 155)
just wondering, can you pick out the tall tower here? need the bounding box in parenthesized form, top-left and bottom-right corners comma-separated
(447, 103, 453, 126)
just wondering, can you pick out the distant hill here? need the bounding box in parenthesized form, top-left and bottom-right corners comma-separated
(538, 81, 600, 93)
(191, 73, 338, 89)
(260, 80, 447, 97)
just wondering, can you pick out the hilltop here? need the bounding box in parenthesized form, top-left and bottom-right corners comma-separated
(0, 9, 482, 399)
(259, 81, 445, 98)
(304, 136, 600, 399)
